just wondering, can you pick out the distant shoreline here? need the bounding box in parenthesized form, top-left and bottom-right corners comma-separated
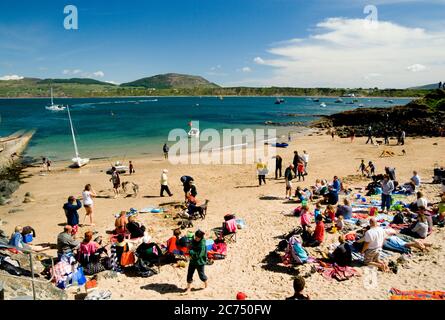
(0, 95, 419, 99)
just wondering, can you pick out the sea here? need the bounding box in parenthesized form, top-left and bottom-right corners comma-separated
(0, 96, 412, 162)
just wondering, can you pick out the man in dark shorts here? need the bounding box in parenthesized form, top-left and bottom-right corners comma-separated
(163, 143, 169, 159)
(274, 155, 283, 179)
(110, 167, 121, 198)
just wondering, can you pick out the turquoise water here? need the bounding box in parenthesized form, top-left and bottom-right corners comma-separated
(0, 96, 412, 161)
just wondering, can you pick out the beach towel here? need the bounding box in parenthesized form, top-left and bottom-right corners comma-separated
(389, 288, 445, 300)
(316, 262, 359, 281)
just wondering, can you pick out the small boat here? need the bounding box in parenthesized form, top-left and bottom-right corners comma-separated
(45, 87, 66, 111)
(358, 103, 364, 107)
(106, 161, 128, 174)
(312, 98, 320, 102)
(67, 106, 89, 168)
(274, 98, 285, 104)
(188, 128, 200, 138)
(271, 142, 289, 148)
(385, 99, 394, 103)
(335, 98, 343, 103)
(320, 102, 327, 108)
(195, 103, 200, 107)
(219, 95, 224, 100)
(346, 101, 354, 104)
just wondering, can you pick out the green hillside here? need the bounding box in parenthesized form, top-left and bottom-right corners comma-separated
(121, 73, 220, 89)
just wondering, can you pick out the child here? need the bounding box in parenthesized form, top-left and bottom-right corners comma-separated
(286, 276, 310, 300)
(300, 204, 311, 231)
(314, 202, 322, 219)
(324, 204, 336, 223)
(335, 215, 344, 231)
(129, 161, 135, 175)
(358, 160, 366, 176)
(304, 214, 324, 247)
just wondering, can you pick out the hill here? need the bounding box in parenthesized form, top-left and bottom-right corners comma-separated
(37, 78, 115, 86)
(409, 83, 442, 90)
(121, 73, 220, 89)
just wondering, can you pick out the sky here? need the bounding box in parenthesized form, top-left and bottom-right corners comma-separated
(0, 0, 444, 88)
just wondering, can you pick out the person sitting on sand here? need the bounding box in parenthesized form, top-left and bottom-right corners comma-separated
(126, 215, 146, 239)
(331, 235, 353, 266)
(300, 204, 312, 231)
(284, 164, 294, 199)
(311, 179, 322, 194)
(323, 204, 336, 223)
(115, 211, 128, 235)
(295, 186, 312, 202)
(57, 225, 80, 259)
(78, 231, 101, 266)
(324, 185, 339, 205)
(432, 194, 445, 227)
(332, 176, 342, 193)
(401, 211, 429, 239)
(115, 234, 130, 266)
(336, 198, 353, 220)
(314, 202, 322, 219)
(82, 184, 97, 226)
(8, 226, 49, 252)
(63, 196, 82, 235)
(185, 230, 208, 294)
(166, 228, 185, 255)
(335, 215, 345, 231)
(303, 215, 324, 247)
(411, 171, 421, 188)
(285, 276, 310, 300)
(361, 218, 391, 272)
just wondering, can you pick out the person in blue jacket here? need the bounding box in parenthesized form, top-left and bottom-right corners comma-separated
(63, 196, 82, 234)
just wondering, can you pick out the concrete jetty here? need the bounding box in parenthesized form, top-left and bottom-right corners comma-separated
(0, 130, 35, 172)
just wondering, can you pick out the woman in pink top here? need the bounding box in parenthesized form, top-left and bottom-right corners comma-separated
(78, 231, 99, 266)
(300, 204, 311, 231)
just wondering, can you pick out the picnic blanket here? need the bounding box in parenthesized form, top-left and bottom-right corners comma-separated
(139, 207, 164, 214)
(390, 288, 445, 300)
(316, 262, 359, 281)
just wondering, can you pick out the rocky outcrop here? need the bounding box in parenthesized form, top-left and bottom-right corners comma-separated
(311, 89, 445, 137)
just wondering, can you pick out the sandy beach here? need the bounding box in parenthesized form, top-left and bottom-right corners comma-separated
(1, 129, 444, 300)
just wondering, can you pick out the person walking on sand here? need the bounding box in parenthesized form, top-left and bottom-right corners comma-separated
(256, 158, 268, 186)
(163, 143, 169, 160)
(350, 128, 355, 143)
(180, 175, 194, 200)
(160, 169, 173, 197)
(366, 126, 373, 144)
(129, 161, 135, 175)
(292, 151, 300, 175)
(383, 128, 390, 145)
(82, 184, 97, 226)
(184, 230, 208, 294)
(331, 129, 335, 140)
(110, 167, 121, 198)
(273, 155, 283, 179)
(288, 132, 292, 142)
(41, 157, 47, 172)
(399, 130, 406, 146)
(285, 164, 294, 199)
(297, 160, 305, 182)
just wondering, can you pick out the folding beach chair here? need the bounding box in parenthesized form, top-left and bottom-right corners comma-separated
(214, 219, 237, 243)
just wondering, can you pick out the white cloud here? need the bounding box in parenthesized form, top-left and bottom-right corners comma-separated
(406, 64, 427, 72)
(92, 71, 105, 78)
(241, 67, 252, 73)
(253, 57, 265, 65)
(0, 74, 24, 80)
(246, 18, 445, 88)
(105, 80, 119, 85)
(62, 69, 105, 78)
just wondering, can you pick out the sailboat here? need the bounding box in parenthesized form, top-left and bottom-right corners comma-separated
(45, 87, 66, 111)
(67, 106, 89, 168)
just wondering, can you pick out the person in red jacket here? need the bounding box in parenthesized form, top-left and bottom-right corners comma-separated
(304, 214, 325, 247)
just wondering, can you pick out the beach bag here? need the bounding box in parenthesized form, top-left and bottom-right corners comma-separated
(134, 259, 158, 277)
(212, 242, 227, 256)
(288, 235, 308, 264)
(23, 234, 33, 243)
(120, 251, 136, 267)
(84, 262, 105, 275)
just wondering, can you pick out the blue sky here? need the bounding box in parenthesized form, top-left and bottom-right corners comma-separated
(0, 0, 444, 88)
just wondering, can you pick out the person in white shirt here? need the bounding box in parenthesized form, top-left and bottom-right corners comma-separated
(82, 184, 97, 226)
(361, 218, 395, 272)
(416, 191, 428, 209)
(302, 151, 309, 174)
(160, 169, 173, 197)
(411, 171, 421, 187)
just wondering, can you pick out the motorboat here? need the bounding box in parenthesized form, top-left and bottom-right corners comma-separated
(312, 98, 320, 102)
(320, 102, 327, 108)
(358, 103, 365, 107)
(274, 98, 285, 104)
(188, 128, 200, 138)
(334, 98, 343, 103)
(45, 87, 66, 111)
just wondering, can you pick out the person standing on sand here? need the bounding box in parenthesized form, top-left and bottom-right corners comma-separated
(129, 161, 135, 175)
(160, 169, 173, 197)
(302, 150, 309, 174)
(185, 230, 208, 294)
(366, 126, 373, 144)
(292, 151, 300, 175)
(180, 175, 194, 200)
(273, 155, 283, 179)
(46, 158, 52, 172)
(63, 196, 82, 235)
(110, 167, 121, 198)
(256, 158, 268, 186)
(350, 128, 355, 143)
(163, 143, 169, 160)
(288, 132, 292, 142)
(381, 174, 394, 213)
(82, 184, 97, 226)
(331, 129, 335, 140)
(383, 128, 390, 145)
(400, 130, 406, 146)
(297, 160, 305, 182)
(285, 164, 294, 199)
(41, 157, 47, 172)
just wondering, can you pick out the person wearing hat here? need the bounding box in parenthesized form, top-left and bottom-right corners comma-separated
(185, 229, 208, 293)
(160, 169, 173, 197)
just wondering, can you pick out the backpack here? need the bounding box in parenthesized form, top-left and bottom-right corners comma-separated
(392, 212, 405, 224)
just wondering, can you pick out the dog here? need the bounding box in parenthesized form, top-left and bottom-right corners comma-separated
(121, 181, 139, 197)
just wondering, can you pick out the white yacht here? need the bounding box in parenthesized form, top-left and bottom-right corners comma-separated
(45, 87, 66, 111)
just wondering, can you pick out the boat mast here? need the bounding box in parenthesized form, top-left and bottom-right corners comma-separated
(50, 87, 54, 106)
(67, 106, 80, 158)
